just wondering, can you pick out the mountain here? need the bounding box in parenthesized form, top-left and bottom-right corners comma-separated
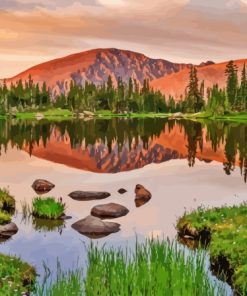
(150, 59, 247, 101)
(4, 48, 191, 97)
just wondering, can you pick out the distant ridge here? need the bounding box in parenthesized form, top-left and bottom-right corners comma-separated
(150, 59, 247, 101)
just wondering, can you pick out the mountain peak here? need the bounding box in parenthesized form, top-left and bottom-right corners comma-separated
(5, 48, 191, 97)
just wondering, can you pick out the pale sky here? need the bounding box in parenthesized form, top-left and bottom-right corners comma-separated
(1, 0, 247, 78)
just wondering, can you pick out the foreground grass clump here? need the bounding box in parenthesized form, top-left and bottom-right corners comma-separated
(177, 203, 247, 295)
(32, 197, 65, 219)
(84, 240, 226, 296)
(35, 263, 83, 296)
(0, 253, 36, 295)
(0, 188, 15, 212)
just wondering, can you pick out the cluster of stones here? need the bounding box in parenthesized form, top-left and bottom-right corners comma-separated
(70, 184, 152, 238)
(1, 179, 152, 240)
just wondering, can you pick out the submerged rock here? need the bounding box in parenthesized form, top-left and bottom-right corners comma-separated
(68, 191, 111, 201)
(32, 179, 55, 195)
(0, 222, 18, 238)
(118, 188, 127, 194)
(91, 203, 129, 219)
(71, 215, 120, 238)
(135, 184, 152, 207)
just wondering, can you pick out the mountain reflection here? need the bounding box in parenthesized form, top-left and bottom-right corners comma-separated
(0, 118, 246, 182)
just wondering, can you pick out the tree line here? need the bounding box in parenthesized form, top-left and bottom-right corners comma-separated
(184, 61, 247, 114)
(0, 61, 246, 115)
(0, 76, 182, 115)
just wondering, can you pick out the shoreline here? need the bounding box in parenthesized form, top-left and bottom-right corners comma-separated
(0, 109, 247, 122)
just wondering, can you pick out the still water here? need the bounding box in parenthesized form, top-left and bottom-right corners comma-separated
(0, 118, 246, 293)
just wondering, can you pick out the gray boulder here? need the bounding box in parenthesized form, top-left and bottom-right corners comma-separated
(0, 222, 18, 238)
(91, 203, 129, 219)
(71, 215, 120, 238)
(69, 191, 110, 201)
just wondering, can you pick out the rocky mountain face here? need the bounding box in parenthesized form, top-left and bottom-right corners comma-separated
(4, 48, 191, 97)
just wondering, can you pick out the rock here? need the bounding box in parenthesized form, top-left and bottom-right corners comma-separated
(169, 112, 183, 119)
(36, 113, 44, 120)
(0, 222, 18, 238)
(135, 184, 152, 207)
(32, 179, 55, 194)
(83, 111, 94, 117)
(68, 191, 111, 201)
(71, 215, 120, 238)
(59, 215, 72, 220)
(78, 113, 85, 119)
(118, 188, 127, 194)
(91, 203, 129, 219)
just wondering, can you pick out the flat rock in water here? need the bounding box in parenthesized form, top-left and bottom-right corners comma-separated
(68, 191, 111, 201)
(135, 184, 152, 207)
(0, 222, 18, 238)
(71, 215, 120, 238)
(91, 203, 129, 219)
(118, 188, 127, 194)
(32, 179, 55, 195)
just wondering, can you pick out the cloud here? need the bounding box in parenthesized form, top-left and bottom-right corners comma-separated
(0, 0, 247, 77)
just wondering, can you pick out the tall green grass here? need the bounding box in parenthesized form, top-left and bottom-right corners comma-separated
(35, 240, 227, 296)
(85, 240, 226, 296)
(35, 262, 83, 296)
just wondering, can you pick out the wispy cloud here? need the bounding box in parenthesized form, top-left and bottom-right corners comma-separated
(0, 0, 247, 77)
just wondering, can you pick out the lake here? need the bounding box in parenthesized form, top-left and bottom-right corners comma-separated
(0, 118, 246, 293)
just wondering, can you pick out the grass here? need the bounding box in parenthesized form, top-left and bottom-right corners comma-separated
(0, 253, 36, 295)
(0, 188, 15, 212)
(0, 211, 11, 225)
(95, 110, 170, 118)
(34, 240, 226, 296)
(15, 108, 73, 119)
(35, 262, 83, 296)
(32, 197, 65, 220)
(84, 240, 226, 296)
(177, 203, 247, 295)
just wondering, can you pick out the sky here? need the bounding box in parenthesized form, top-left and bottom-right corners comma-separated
(0, 0, 247, 78)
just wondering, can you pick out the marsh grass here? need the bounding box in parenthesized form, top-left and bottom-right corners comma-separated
(34, 240, 227, 296)
(177, 203, 247, 294)
(0, 253, 36, 295)
(20, 199, 32, 220)
(35, 261, 83, 296)
(85, 240, 226, 296)
(32, 197, 65, 220)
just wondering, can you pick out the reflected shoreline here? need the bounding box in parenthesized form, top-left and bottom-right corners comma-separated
(0, 118, 246, 182)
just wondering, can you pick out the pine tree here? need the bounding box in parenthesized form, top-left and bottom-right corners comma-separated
(225, 60, 238, 109)
(185, 66, 204, 113)
(240, 63, 247, 110)
(128, 78, 133, 99)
